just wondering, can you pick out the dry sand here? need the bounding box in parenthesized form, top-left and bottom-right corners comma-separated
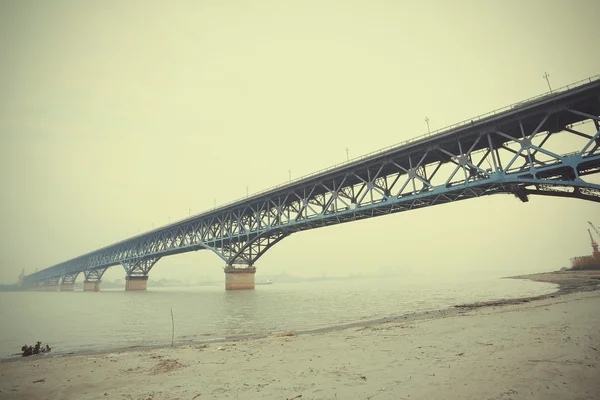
(1, 272, 599, 400)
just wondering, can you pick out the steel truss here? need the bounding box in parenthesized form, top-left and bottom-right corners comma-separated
(36, 276, 60, 287)
(24, 79, 600, 286)
(84, 267, 107, 282)
(122, 257, 161, 276)
(61, 273, 80, 285)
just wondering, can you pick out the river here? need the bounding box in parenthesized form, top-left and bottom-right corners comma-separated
(0, 274, 556, 358)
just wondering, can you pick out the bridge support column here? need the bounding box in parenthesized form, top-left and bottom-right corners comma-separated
(224, 266, 256, 290)
(60, 283, 75, 291)
(122, 257, 160, 291)
(83, 280, 101, 292)
(60, 272, 79, 291)
(125, 276, 148, 291)
(83, 268, 108, 292)
(34, 276, 61, 291)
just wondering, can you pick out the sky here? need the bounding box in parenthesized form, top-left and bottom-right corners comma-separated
(1, 0, 599, 284)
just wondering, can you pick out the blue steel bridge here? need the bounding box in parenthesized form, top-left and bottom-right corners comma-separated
(23, 75, 600, 290)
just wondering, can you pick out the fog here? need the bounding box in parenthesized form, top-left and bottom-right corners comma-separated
(1, 0, 599, 284)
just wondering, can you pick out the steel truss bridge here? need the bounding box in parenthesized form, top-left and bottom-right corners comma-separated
(24, 76, 600, 288)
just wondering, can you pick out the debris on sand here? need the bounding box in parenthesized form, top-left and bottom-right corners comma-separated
(152, 359, 184, 374)
(21, 342, 51, 357)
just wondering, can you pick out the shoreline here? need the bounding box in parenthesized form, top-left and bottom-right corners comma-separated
(455, 269, 600, 309)
(3, 270, 597, 364)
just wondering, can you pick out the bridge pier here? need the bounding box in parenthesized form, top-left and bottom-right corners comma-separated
(83, 280, 101, 292)
(125, 276, 148, 291)
(224, 266, 256, 290)
(60, 272, 79, 291)
(83, 268, 108, 292)
(122, 258, 160, 291)
(60, 283, 75, 291)
(34, 276, 61, 291)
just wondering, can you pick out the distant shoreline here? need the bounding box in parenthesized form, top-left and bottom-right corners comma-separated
(4, 271, 597, 363)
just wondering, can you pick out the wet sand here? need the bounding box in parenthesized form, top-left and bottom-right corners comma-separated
(1, 271, 599, 399)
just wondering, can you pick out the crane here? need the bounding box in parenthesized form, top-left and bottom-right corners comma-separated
(588, 229, 599, 257)
(588, 221, 600, 239)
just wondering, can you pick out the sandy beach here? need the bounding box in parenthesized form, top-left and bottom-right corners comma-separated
(1, 271, 599, 400)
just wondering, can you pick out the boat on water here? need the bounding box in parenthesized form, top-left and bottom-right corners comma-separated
(256, 279, 273, 285)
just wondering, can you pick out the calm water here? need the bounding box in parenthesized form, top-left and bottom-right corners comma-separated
(0, 275, 556, 358)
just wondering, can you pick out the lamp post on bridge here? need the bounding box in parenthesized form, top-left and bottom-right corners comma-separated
(288, 169, 291, 182)
(345, 147, 349, 161)
(543, 72, 552, 92)
(425, 117, 430, 134)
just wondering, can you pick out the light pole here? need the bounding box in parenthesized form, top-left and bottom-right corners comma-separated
(345, 147, 349, 161)
(214, 198, 216, 209)
(246, 186, 249, 197)
(543, 72, 552, 92)
(425, 117, 430, 134)
(288, 169, 291, 182)
(188, 208, 191, 217)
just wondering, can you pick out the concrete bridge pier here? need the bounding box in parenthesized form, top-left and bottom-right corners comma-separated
(224, 265, 256, 290)
(83, 280, 101, 292)
(122, 257, 160, 291)
(60, 283, 74, 291)
(60, 272, 79, 291)
(125, 276, 148, 291)
(34, 276, 61, 291)
(83, 267, 108, 292)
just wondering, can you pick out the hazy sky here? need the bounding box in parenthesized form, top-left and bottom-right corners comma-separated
(1, 0, 599, 284)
